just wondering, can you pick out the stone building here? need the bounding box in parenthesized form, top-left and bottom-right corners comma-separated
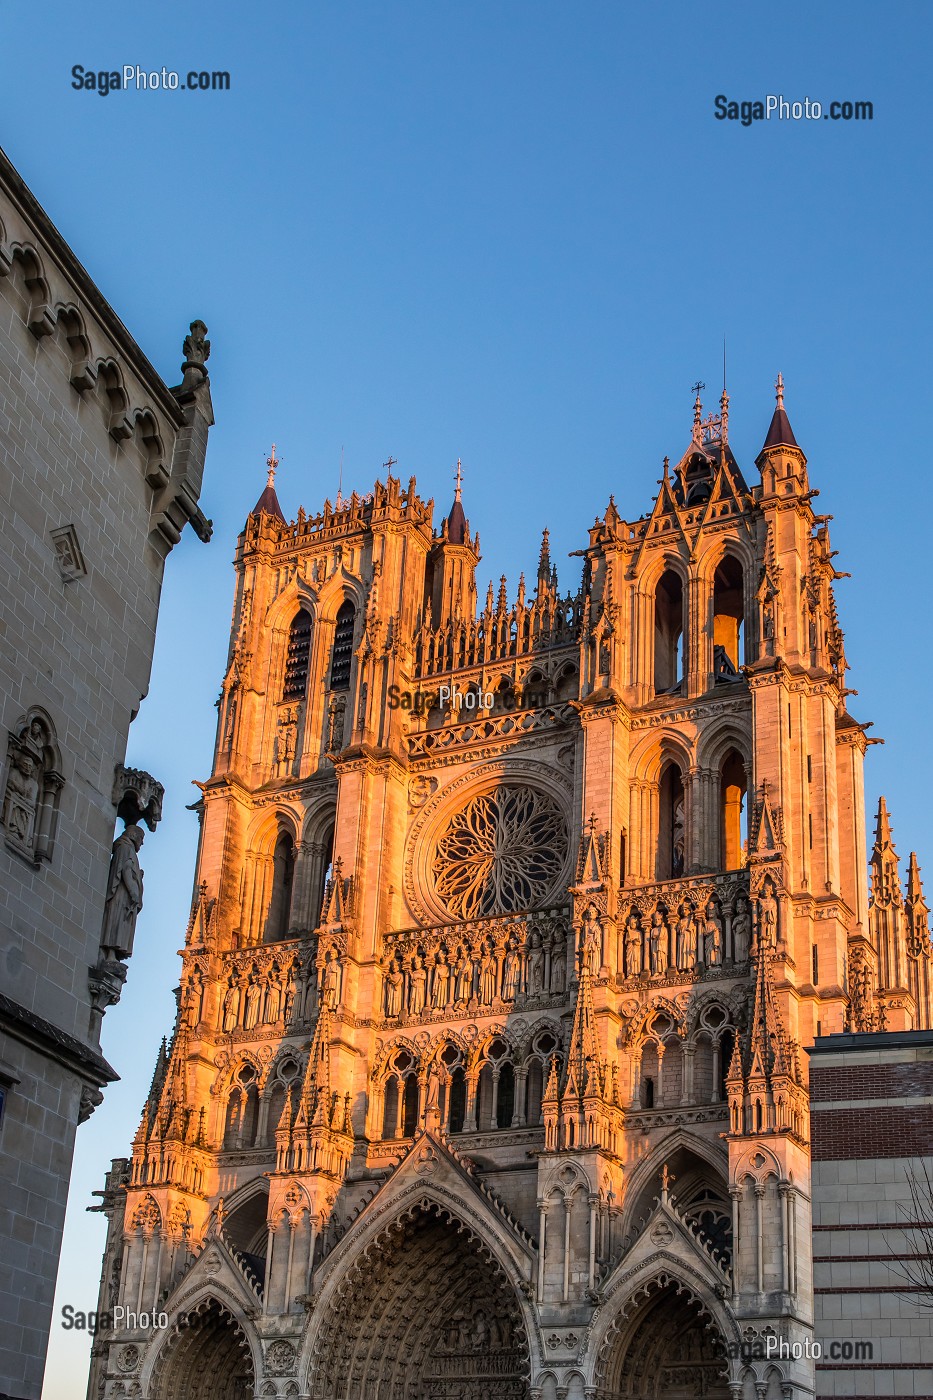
(0, 146, 214, 1399)
(87, 385, 932, 1399)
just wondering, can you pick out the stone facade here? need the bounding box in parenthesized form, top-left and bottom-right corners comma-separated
(0, 145, 214, 1400)
(87, 386, 932, 1399)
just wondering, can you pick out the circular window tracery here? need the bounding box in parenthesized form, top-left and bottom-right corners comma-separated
(431, 785, 569, 919)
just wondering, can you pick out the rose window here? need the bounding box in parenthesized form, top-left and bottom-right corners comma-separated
(431, 786, 568, 918)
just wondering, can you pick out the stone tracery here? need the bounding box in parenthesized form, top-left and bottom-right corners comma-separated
(432, 785, 569, 919)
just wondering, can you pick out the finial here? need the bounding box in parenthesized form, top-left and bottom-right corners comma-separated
(383, 455, 398, 473)
(265, 444, 280, 488)
(775, 372, 785, 409)
(454, 457, 463, 502)
(691, 381, 705, 438)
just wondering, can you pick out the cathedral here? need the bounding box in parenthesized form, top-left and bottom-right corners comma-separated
(87, 382, 933, 1400)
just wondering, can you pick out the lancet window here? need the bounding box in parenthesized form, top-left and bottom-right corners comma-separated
(654, 569, 684, 694)
(265, 832, 295, 941)
(329, 601, 355, 691)
(282, 609, 313, 701)
(720, 749, 747, 870)
(657, 762, 686, 880)
(712, 555, 745, 675)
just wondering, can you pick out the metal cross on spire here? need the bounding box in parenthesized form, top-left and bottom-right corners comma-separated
(775, 371, 785, 409)
(265, 444, 280, 487)
(454, 457, 463, 501)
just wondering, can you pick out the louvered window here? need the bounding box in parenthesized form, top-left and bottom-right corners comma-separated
(330, 601, 355, 690)
(282, 611, 313, 700)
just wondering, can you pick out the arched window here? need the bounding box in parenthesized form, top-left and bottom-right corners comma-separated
(448, 1067, 466, 1133)
(402, 1074, 420, 1137)
(713, 556, 745, 676)
(382, 1075, 400, 1139)
(476, 1063, 495, 1131)
(266, 832, 295, 941)
(496, 1063, 515, 1128)
(282, 610, 313, 701)
(525, 1060, 544, 1127)
(553, 665, 578, 703)
(312, 818, 335, 929)
(330, 601, 355, 691)
(657, 762, 686, 880)
(654, 571, 684, 694)
(719, 1028, 735, 1101)
(720, 750, 747, 870)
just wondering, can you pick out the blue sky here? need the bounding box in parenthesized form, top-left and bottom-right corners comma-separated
(1, 3, 930, 1394)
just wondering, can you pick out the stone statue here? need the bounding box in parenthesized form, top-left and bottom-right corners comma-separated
(672, 796, 686, 876)
(550, 934, 566, 995)
(478, 949, 497, 1005)
(650, 910, 668, 977)
(408, 956, 427, 1015)
(322, 951, 341, 1010)
(732, 900, 751, 963)
(675, 907, 692, 970)
(758, 884, 778, 949)
(244, 979, 262, 1030)
(502, 942, 520, 1000)
(624, 915, 641, 978)
(265, 970, 283, 1023)
(527, 933, 544, 993)
(432, 952, 450, 1008)
(283, 970, 297, 1023)
(384, 960, 403, 1017)
(222, 980, 240, 1031)
(2, 748, 39, 851)
(454, 951, 473, 1005)
(581, 906, 601, 977)
(704, 905, 723, 967)
(100, 824, 145, 960)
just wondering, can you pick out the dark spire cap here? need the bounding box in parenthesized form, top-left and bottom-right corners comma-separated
(760, 372, 799, 452)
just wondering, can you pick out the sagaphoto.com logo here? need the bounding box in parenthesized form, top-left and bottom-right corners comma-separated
(71, 65, 230, 96)
(714, 94, 873, 126)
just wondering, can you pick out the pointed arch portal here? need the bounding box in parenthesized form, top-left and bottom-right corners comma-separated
(596, 1276, 729, 1399)
(150, 1299, 255, 1400)
(309, 1201, 531, 1398)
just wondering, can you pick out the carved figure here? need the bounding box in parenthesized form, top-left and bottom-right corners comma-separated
(265, 971, 283, 1023)
(100, 825, 145, 960)
(550, 934, 567, 995)
(758, 884, 778, 949)
(222, 980, 240, 1032)
(732, 900, 751, 963)
(527, 933, 544, 993)
(2, 749, 39, 849)
(581, 905, 601, 976)
(624, 915, 642, 978)
(502, 942, 520, 1000)
(322, 951, 341, 1010)
(283, 972, 297, 1023)
(384, 960, 403, 1017)
(650, 910, 669, 977)
(478, 948, 497, 1005)
(704, 905, 723, 967)
(675, 907, 694, 970)
(454, 951, 473, 1005)
(408, 956, 427, 1015)
(244, 979, 262, 1029)
(431, 952, 450, 1008)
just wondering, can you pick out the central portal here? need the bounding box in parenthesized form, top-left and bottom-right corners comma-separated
(310, 1203, 530, 1399)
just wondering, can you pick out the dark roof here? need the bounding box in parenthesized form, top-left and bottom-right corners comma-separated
(761, 405, 799, 451)
(251, 483, 286, 522)
(446, 497, 467, 545)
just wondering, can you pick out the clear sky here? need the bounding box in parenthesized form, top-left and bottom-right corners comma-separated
(1, 3, 930, 1394)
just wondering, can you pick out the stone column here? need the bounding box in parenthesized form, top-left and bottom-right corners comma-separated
(729, 1185, 741, 1301)
(681, 1043, 695, 1106)
(536, 1201, 549, 1300)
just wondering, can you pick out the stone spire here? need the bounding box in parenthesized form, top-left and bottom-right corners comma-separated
(251, 443, 286, 522)
(759, 372, 800, 453)
(727, 929, 807, 1142)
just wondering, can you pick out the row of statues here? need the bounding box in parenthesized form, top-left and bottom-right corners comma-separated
(210, 949, 344, 1032)
(617, 887, 776, 980)
(383, 929, 569, 1019)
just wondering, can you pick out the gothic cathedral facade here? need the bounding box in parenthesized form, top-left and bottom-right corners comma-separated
(88, 385, 933, 1400)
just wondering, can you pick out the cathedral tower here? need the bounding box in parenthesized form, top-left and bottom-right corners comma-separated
(88, 387, 933, 1400)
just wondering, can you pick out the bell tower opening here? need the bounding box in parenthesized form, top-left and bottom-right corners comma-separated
(265, 831, 295, 941)
(720, 749, 747, 870)
(657, 762, 686, 879)
(654, 570, 684, 694)
(713, 555, 745, 674)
